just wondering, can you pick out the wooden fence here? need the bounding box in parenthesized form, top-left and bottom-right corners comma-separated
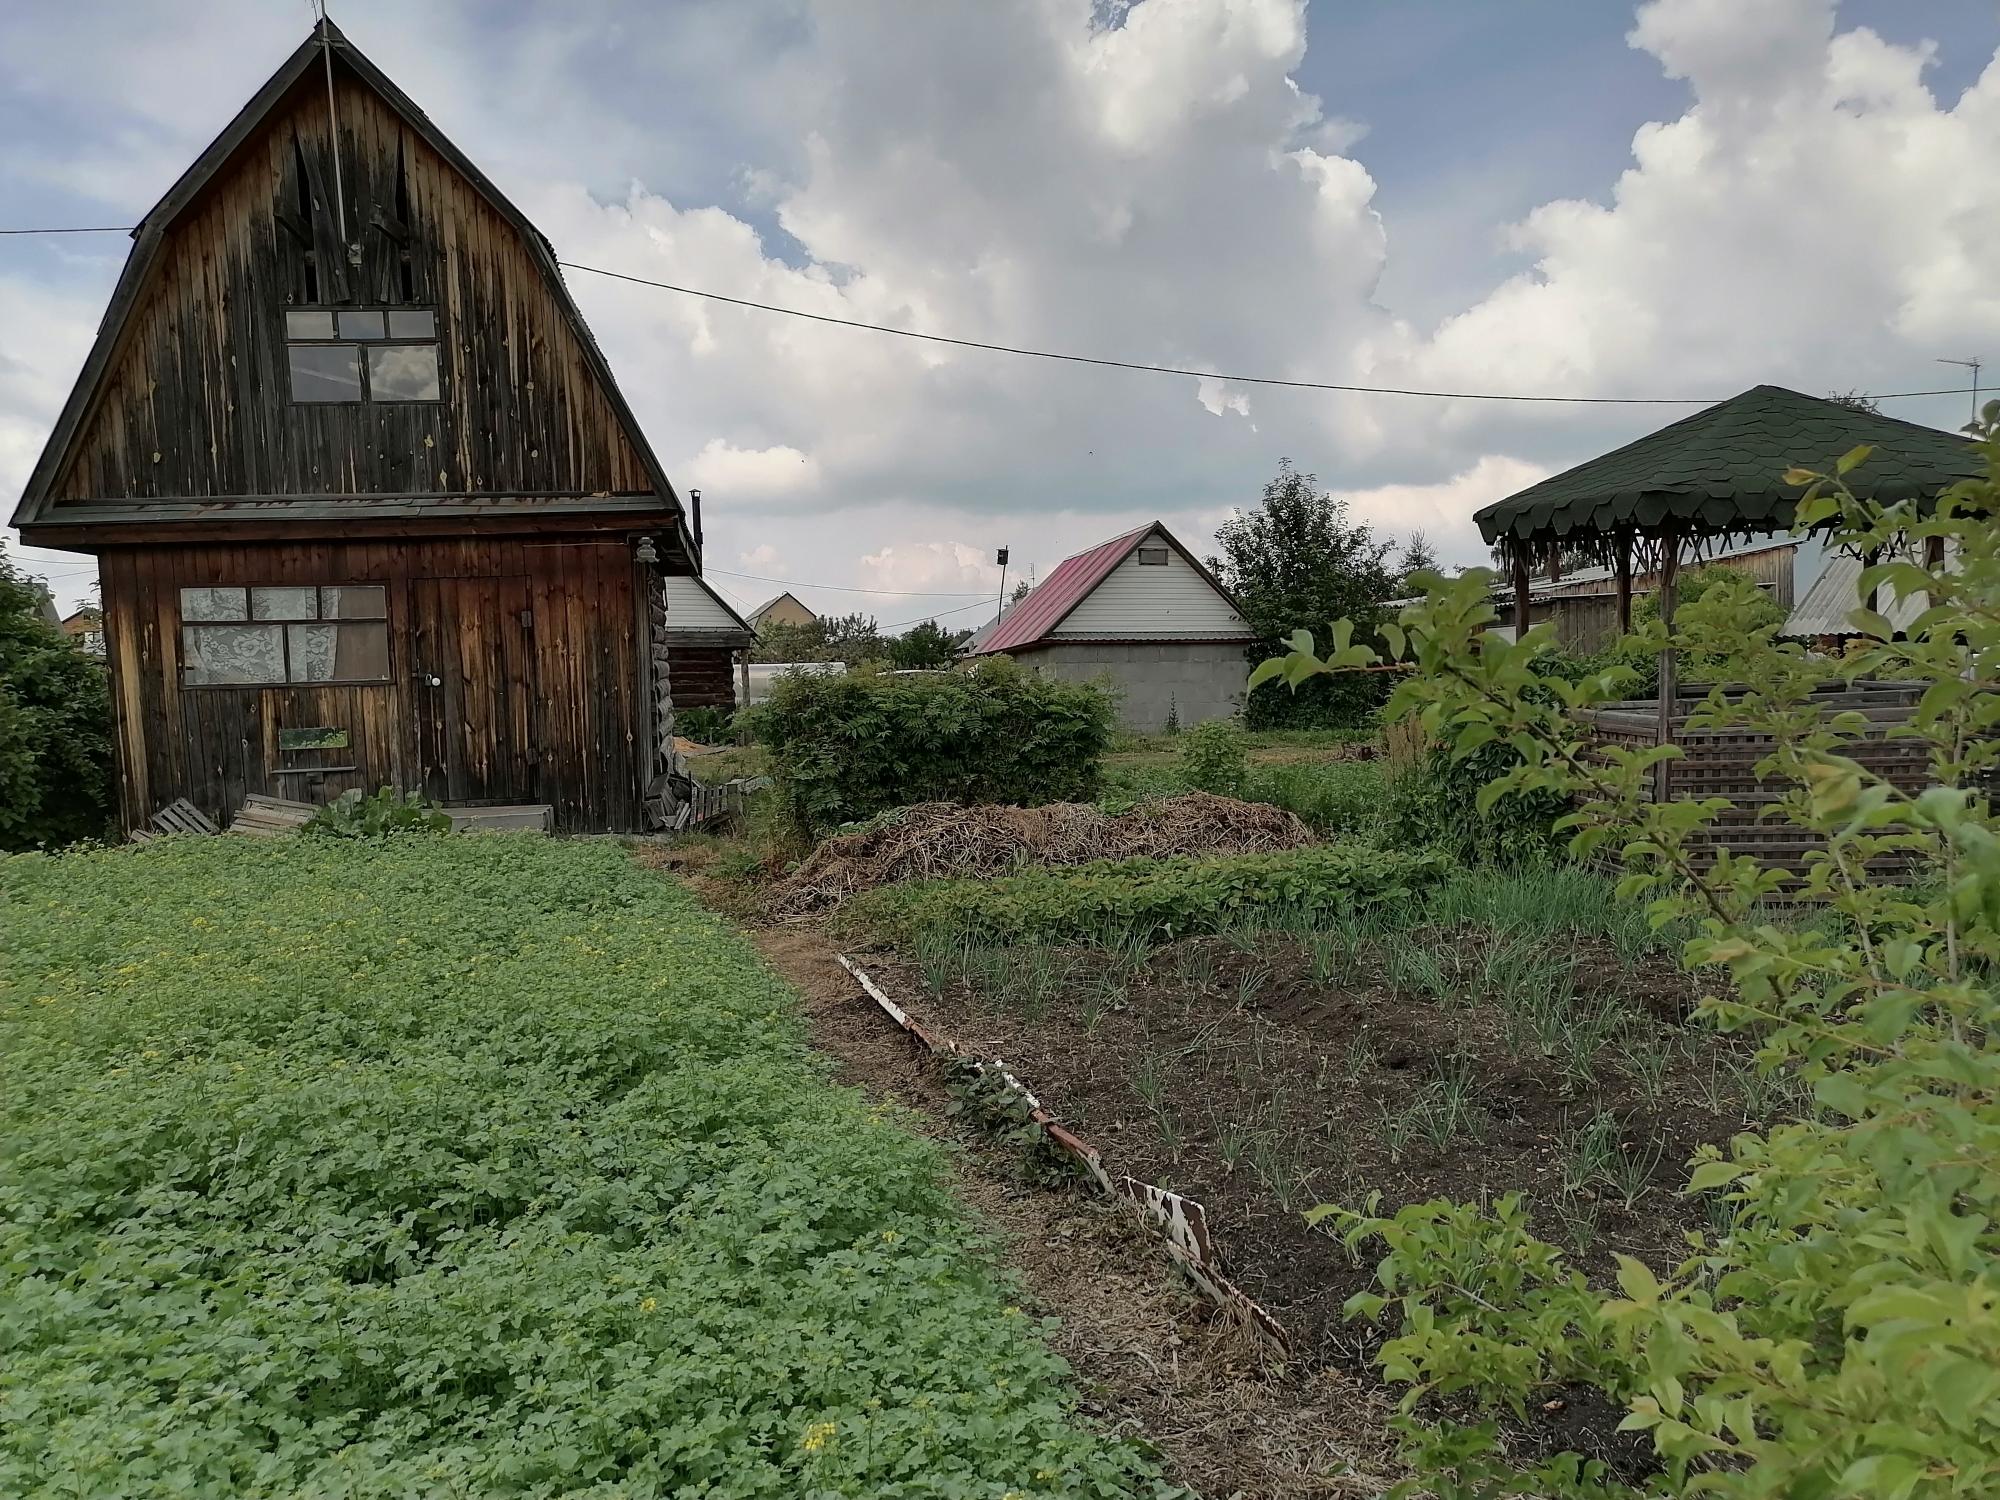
(1580, 682, 1932, 879)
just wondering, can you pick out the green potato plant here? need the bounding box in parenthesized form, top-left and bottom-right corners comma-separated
(0, 836, 1176, 1497)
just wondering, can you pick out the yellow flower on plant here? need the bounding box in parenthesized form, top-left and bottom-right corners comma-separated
(800, 1420, 837, 1453)
(639, 1296, 657, 1313)
(879, 1229, 899, 1242)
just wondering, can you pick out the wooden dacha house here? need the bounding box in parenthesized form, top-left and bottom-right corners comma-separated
(11, 21, 713, 834)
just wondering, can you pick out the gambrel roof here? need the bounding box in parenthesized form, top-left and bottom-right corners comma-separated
(12, 19, 695, 563)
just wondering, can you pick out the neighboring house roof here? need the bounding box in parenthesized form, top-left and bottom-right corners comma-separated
(747, 591, 816, 624)
(663, 575, 755, 641)
(1783, 547, 1934, 639)
(1513, 533, 1800, 603)
(971, 522, 1251, 655)
(10, 19, 694, 564)
(1475, 386, 1977, 550)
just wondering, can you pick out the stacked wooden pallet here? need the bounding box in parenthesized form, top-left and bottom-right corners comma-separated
(129, 798, 221, 841)
(228, 794, 319, 837)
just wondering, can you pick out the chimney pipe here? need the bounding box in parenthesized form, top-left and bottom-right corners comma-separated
(690, 487, 703, 549)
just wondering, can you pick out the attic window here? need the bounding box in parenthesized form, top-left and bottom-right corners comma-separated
(286, 307, 441, 403)
(1137, 545, 1170, 566)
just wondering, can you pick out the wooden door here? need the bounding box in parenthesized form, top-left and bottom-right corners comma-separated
(407, 576, 537, 805)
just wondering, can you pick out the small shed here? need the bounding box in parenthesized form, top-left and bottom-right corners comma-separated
(661, 576, 755, 709)
(9, 20, 701, 834)
(968, 522, 1254, 730)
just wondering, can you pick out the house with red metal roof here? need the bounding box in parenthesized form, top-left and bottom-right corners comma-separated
(968, 521, 1254, 730)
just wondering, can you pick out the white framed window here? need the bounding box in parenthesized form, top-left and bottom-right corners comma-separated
(180, 585, 391, 687)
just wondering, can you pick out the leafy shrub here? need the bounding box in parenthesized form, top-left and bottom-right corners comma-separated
(0, 837, 1167, 1496)
(1258, 412, 2000, 1499)
(1249, 758, 1385, 839)
(855, 842, 1445, 944)
(301, 784, 452, 838)
(1177, 718, 1249, 795)
(1382, 741, 1569, 866)
(750, 656, 1115, 842)
(0, 545, 112, 850)
(674, 704, 738, 744)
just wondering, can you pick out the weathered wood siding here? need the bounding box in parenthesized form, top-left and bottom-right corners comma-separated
(99, 537, 644, 832)
(50, 67, 652, 506)
(664, 645, 738, 709)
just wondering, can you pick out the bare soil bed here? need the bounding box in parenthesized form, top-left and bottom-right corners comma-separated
(847, 913, 1799, 1471)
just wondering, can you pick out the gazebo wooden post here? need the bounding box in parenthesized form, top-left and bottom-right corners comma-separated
(1654, 529, 1680, 801)
(1511, 548, 1531, 638)
(1614, 535, 1634, 635)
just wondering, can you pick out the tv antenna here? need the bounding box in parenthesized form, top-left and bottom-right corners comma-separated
(1937, 357, 1983, 424)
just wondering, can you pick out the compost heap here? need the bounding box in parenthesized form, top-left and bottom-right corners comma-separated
(774, 792, 1315, 915)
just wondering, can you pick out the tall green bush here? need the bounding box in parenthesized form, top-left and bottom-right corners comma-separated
(751, 657, 1114, 842)
(0, 547, 112, 849)
(1255, 409, 2000, 1499)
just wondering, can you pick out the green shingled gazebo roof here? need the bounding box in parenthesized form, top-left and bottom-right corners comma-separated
(1474, 385, 1978, 557)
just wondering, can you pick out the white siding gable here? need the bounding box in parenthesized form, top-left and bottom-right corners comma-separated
(665, 575, 747, 633)
(1052, 530, 1251, 640)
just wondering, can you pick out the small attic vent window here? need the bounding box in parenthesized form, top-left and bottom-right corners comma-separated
(1136, 545, 1170, 566)
(285, 308, 441, 403)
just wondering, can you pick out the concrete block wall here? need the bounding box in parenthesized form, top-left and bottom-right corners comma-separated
(1024, 640, 1250, 730)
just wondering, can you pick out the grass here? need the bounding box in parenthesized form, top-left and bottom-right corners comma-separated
(0, 836, 1162, 1497)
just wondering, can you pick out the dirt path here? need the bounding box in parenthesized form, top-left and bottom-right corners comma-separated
(658, 860, 1400, 1499)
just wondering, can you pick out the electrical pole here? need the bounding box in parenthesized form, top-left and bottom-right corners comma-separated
(1938, 357, 1983, 426)
(995, 547, 1010, 623)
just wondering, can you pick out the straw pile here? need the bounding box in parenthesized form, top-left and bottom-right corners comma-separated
(773, 792, 1315, 916)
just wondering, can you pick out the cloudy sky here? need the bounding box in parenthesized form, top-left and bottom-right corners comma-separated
(3, 0, 1996, 626)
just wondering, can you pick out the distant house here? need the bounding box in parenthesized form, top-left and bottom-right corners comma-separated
(1499, 533, 1828, 651)
(662, 576, 754, 708)
(968, 521, 1254, 730)
(747, 591, 816, 631)
(61, 608, 106, 656)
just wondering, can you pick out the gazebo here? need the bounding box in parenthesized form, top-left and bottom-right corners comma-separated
(1472, 385, 1978, 813)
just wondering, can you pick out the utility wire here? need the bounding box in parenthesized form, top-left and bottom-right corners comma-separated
(883, 597, 998, 632)
(706, 565, 989, 598)
(0, 222, 1983, 406)
(555, 260, 1985, 408)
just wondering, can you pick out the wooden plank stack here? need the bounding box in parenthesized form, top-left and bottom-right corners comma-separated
(227, 794, 319, 837)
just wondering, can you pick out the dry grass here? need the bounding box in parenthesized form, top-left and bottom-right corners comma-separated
(772, 792, 1316, 916)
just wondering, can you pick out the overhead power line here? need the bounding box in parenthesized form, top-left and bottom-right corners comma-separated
(706, 565, 988, 598)
(554, 260, 1983, 408)
(883, 597, 997, 632)
(0, 222, 1982, 406)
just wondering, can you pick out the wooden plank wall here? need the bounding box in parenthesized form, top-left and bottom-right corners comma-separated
(664, 646, 737, 709)
(50, 68, 652, 505)
(98, 537, 642, 833)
